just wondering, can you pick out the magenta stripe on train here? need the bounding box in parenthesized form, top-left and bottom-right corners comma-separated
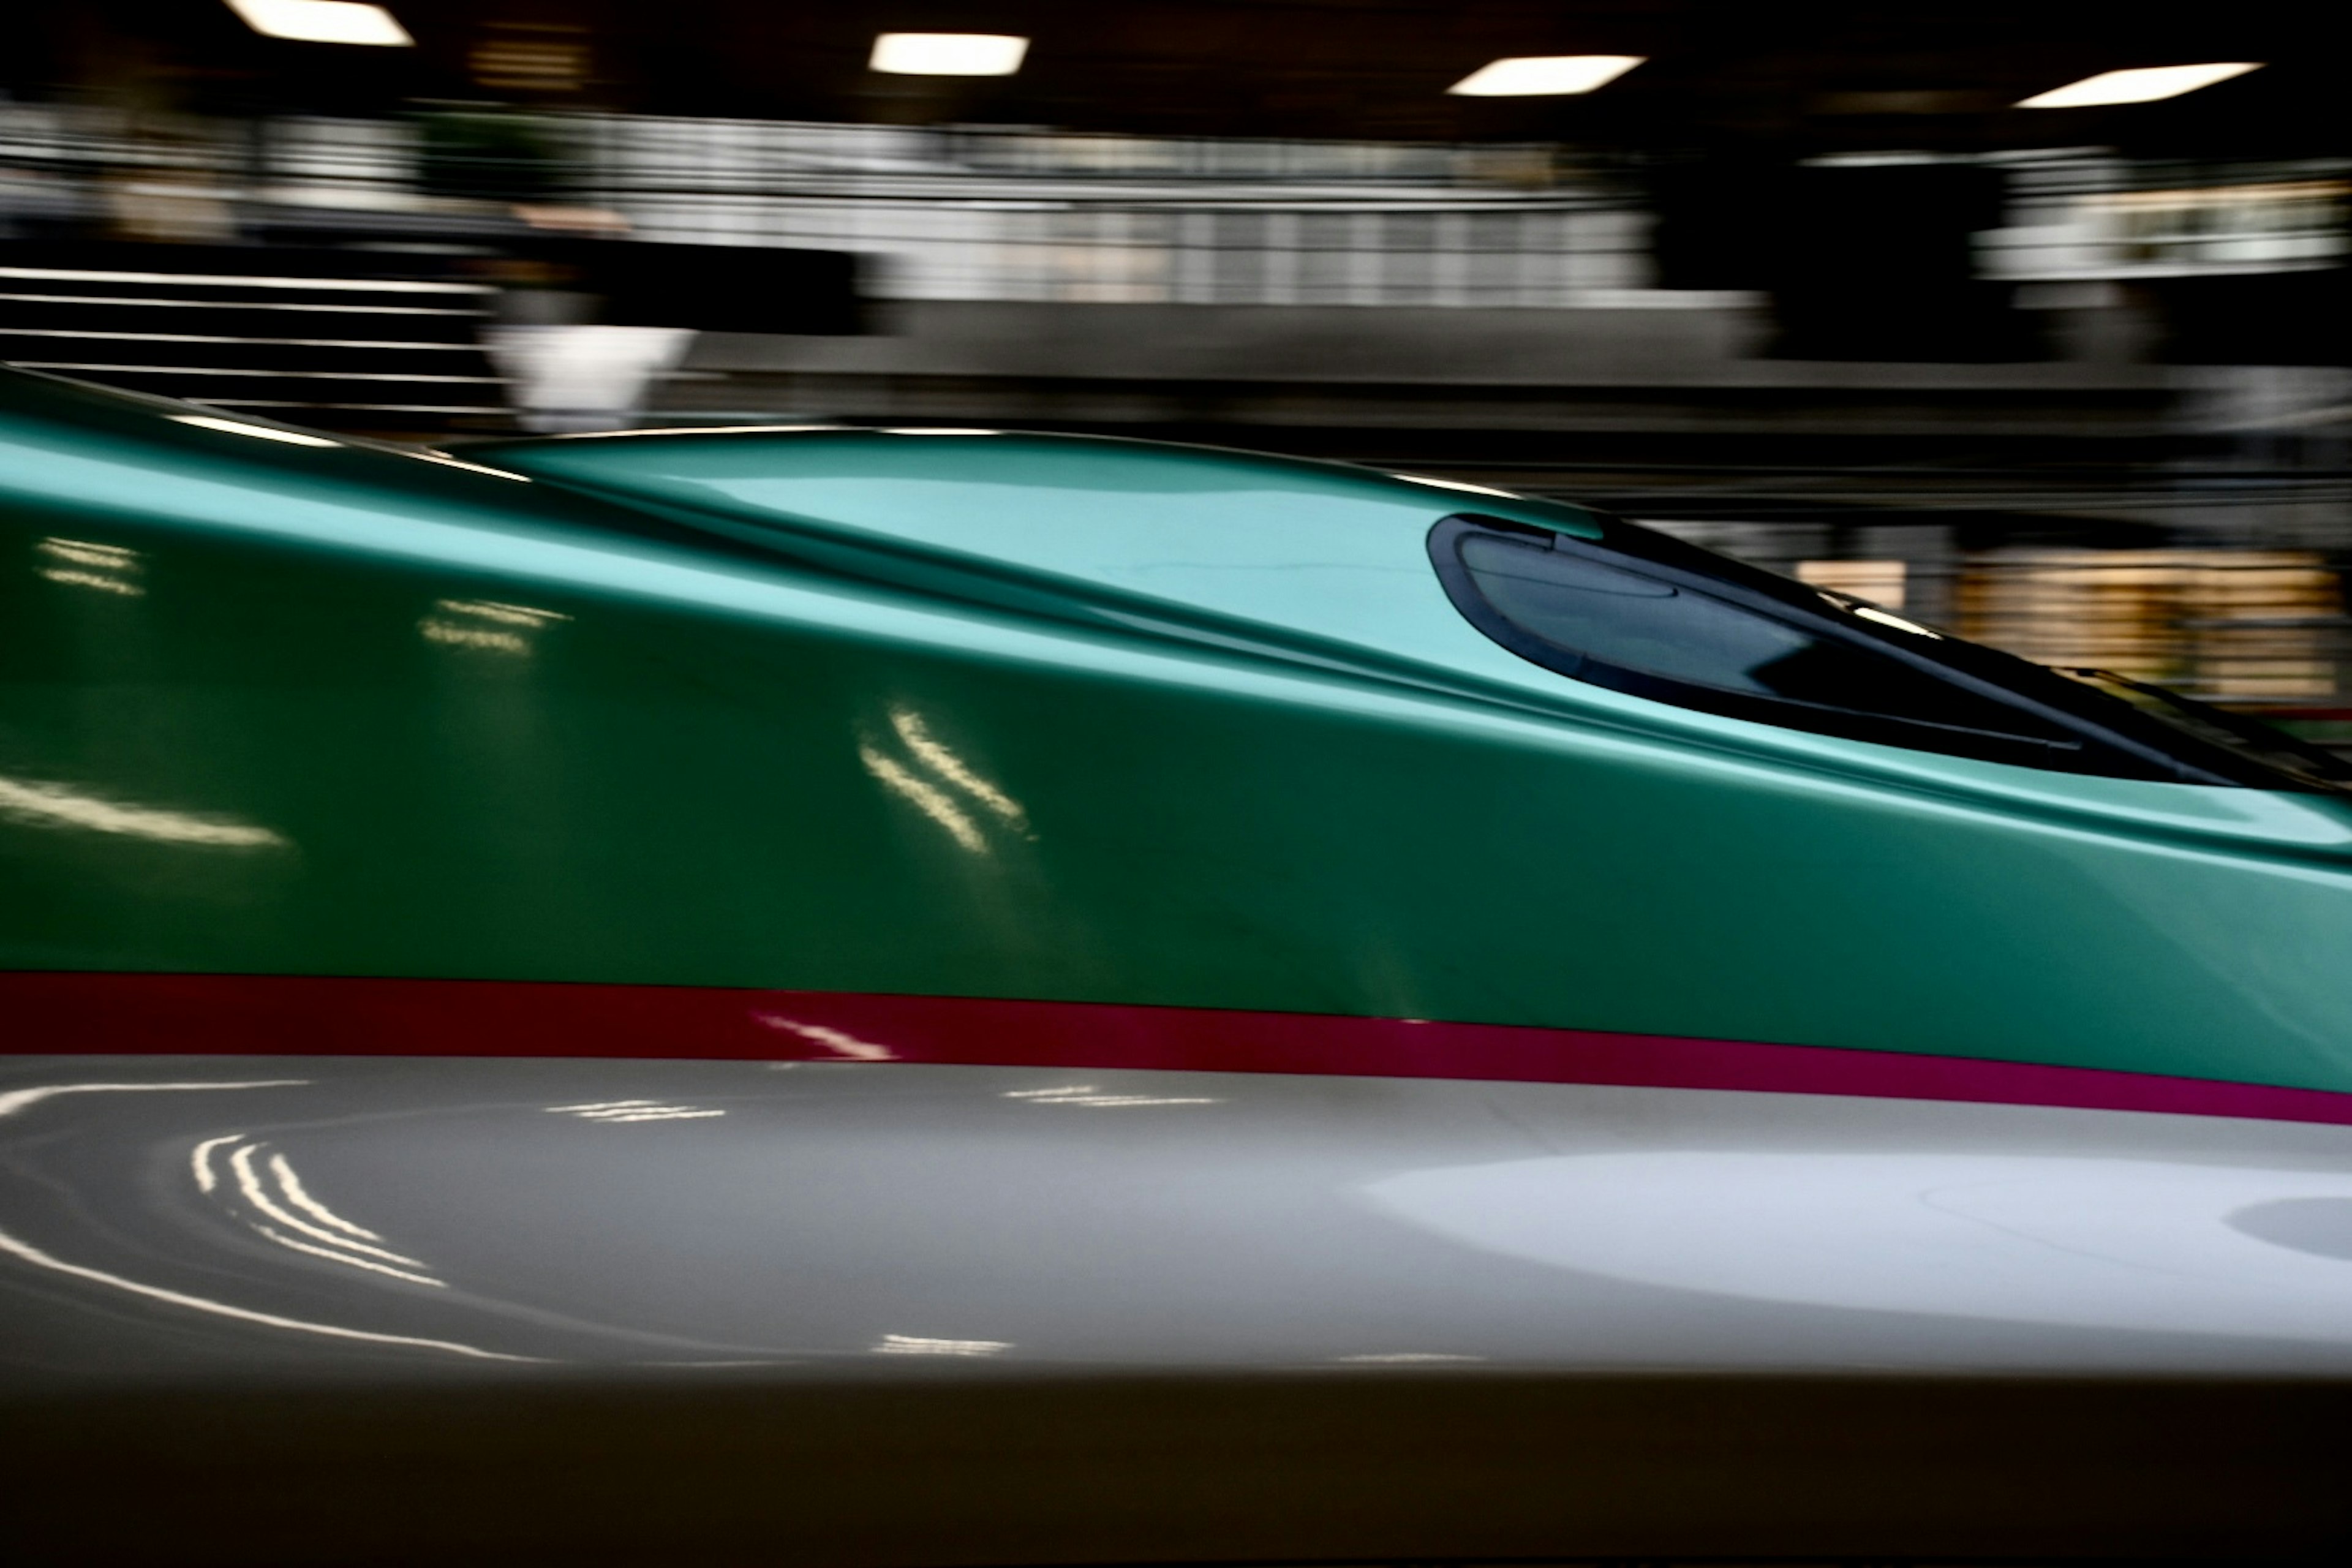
(6, 971, 2351, 1127)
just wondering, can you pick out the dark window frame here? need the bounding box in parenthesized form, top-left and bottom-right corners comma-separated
(1428, 512, 2345, 791)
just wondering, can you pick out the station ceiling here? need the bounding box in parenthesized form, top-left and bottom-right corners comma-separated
(23, 0, 2342, 158)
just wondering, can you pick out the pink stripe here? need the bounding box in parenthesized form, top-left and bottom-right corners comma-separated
(4, 971, 2351, 1126)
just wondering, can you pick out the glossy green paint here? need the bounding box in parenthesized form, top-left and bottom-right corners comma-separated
(7, 371, 2352, 1090)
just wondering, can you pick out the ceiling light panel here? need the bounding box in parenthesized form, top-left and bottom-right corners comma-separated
(2017, 62, 2263, 108)
(1448, 55, 1645, 97)
(869, 33, 1030, 77)
(223, 0, 413, 45)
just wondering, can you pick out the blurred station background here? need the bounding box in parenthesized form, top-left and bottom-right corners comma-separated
(5, 2, 2347, 745)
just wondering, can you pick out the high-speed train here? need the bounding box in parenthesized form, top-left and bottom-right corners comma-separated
(5, 365, 2352, 1563)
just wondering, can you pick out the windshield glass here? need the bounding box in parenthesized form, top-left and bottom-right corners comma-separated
(2054, 669, 2352, 791)
(1432, 511, 2352, 794)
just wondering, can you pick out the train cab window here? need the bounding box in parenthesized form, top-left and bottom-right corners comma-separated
(1428, 513, 2352, 793)
(1452, 530, 2016, 726)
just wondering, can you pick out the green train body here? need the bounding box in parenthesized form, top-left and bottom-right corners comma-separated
(5, 368, 2351, 1092)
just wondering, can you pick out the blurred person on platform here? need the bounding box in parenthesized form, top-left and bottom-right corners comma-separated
(418, 103, 683, 432)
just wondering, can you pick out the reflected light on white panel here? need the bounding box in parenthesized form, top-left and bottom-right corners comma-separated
(546, 1099, 727, 1123)
(0, 1079, 302, 1123)
(0, 1223, 518, 1357)
(225, 1141, 437, 1277)
(1003, 1085, 1223, 1107)
(875, 1333, 1011, 1356)
(1368, 1150, 2352, 1344)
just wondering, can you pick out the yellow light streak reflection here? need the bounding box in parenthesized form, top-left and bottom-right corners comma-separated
(227, 1142, 432, 1271)
(36, 537, 135, 568)
(0, 1080, 303, 1122)
(0, 1224, 517, 1359)
(251, 1221, 446, 1287)
(190, 1132, 244, 1194)
(36, 537, 144, 596)
(874, 1332, 1011, 1356)
(0, 773, 288, 848)
(858, 706, 1035, 855)
(545, 1099, 726, 1123)
(38, 567, 144, 596)
(437, 598, 569, 626)
(889, 708, 1028, 827)
(418, 598, 567, 655)
(586, 1108, 725, 1122)
(3, 1080, 499, 1349)
(418, 619, 530, 653)
(858, 741, 988, 853)
(268, 1151, 386, 1242)
(756, 1016, 897, 1061)
(1001, 1084, 1222, 1107)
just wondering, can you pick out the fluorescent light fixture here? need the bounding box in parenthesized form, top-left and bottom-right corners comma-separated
(1448, 55, 1645, 97)
(869, 32, 1028, 77)
(2017, 62, 2261, 109)
(222, 0, 413, 46)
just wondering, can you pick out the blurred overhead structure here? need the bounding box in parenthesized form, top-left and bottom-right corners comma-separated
(9, 1, 2338, 148)
(9, 2, 2340, 289)
(1, 0, 2346, 722)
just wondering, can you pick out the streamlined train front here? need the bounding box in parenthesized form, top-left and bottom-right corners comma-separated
(6, 367, 2352, 1562)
